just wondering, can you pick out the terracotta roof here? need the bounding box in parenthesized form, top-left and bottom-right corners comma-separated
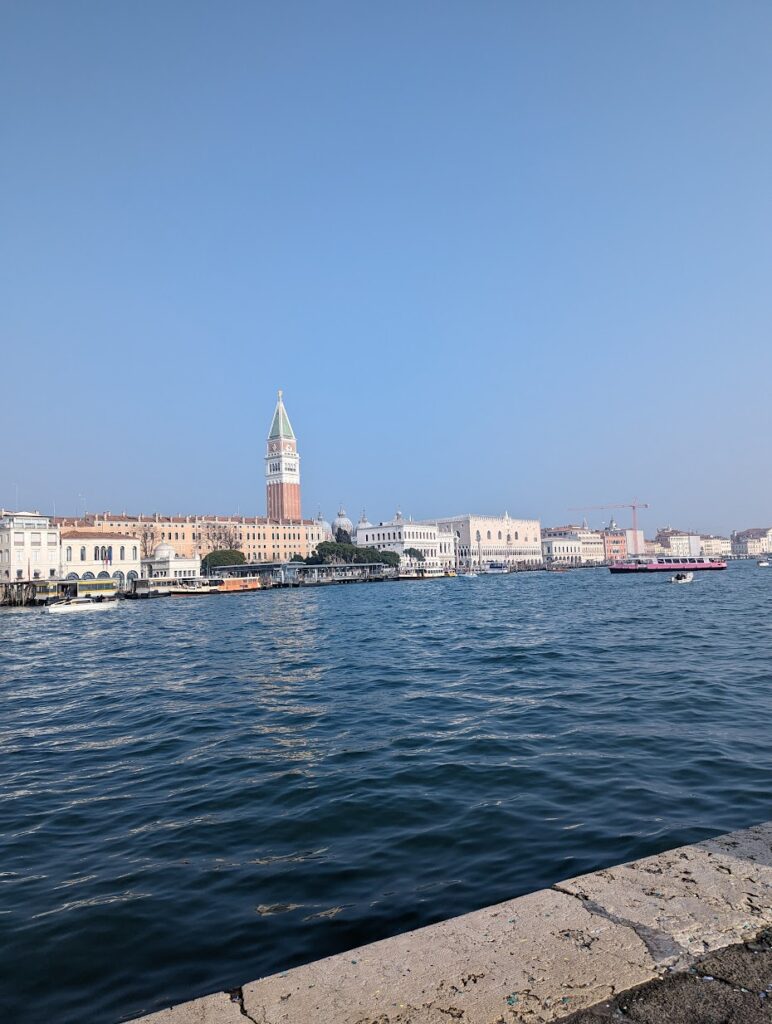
(60, 530, 140, 540)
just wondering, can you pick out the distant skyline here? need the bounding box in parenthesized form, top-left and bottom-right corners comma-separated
(3, 2, 772, 536)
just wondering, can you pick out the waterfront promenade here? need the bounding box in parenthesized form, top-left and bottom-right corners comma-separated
(132, 821, 772, 1023)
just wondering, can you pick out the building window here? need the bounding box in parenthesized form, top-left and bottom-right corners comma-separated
(120, 546, 125, 560)
(80, 546, 86, 561)
(66, 546, 72, 561)
(132, 546, 138, 560)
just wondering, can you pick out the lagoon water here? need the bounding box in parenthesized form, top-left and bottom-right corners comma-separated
(1, 562, 771, 1023)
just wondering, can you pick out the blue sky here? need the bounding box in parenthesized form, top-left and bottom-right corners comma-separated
(2, 2, 771, 535)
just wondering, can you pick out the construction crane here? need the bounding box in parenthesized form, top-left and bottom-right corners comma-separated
(567, 501, 650, 555)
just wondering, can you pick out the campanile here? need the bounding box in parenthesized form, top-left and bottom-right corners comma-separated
(265, 390, 301, 521)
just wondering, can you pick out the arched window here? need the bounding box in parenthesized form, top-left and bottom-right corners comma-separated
(94, 546, 100, 560)
(475, 530, 481, 542)
(100, 546, 108, 561)
(97, 571, 110, 579)
(487, 530, 491, 540)
(507, 534, 512, 545)
(498, 531, 502, 540)
(132, 546, 138, 560)
(515, 531, 519, 540)
(66, 546, 72, 561)
(107, 546, 112, 562)
(127, 570, 138, 582)
(82, 571, 95, 580)
(65, 572, 79, 580)
(80, 546, 86, 561)
(120, 546, 125, 560)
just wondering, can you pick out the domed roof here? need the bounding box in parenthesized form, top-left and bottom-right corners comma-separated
(315, 514, 333, 540)
(153, 542, 175, 560)
(357, 509, 372, 529)
(331, 505, 354, 539)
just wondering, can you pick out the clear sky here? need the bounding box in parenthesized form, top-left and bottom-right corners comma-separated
(3, 2, 771, 536)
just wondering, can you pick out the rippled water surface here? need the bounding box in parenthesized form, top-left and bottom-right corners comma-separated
(1, 563, 771, 1023)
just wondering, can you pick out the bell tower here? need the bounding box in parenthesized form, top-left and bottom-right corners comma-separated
(265, 390, 301, 522)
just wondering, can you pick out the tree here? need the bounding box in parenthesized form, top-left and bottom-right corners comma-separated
(201, 549, 246, 573)
(306, 541, 399, 567)
(335, 528, 352, 545)
(404, 547, 425, 562)
(141, 528, 156, 558)
(289, 553, 305, 562)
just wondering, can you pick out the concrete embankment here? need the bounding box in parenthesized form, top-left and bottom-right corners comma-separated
(130, 821, 772, 1024)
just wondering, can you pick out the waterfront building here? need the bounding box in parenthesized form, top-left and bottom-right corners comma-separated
(602, 528, 628, 563)
(56, 513, 316, 563)
(355, 510, 456, 574)
(431, 513, 542, 569)
(644, 538, 667, 556)
(700, 535, 731, 558)
(542, 536, 582, 566)
(142, 543, 200, 579)
(731, 527, 772, 557)
(60, 530, 141, 589)
(0, 510, 60, 581)
(265, 390, 301, 522)
(655, 528, 702, 557)
(542, 525, 605, 565)
(624, 528, 645, 557)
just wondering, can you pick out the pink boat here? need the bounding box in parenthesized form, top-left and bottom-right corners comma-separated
(610, 556, 727, 574)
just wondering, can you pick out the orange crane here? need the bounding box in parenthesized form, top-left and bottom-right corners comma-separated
(567, 501, 650, 555)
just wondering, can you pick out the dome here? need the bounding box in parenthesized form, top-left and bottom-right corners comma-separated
(315, 515, 333, 541)
(357, 510, 372, 530)
(331, 505, 354, 540)
(153, 543, 175, 560)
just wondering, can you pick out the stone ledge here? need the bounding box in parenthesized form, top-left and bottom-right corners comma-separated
(128, 821, 772, 1024)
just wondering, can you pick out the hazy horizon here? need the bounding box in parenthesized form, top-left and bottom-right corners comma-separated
(3, 3, 771, 537)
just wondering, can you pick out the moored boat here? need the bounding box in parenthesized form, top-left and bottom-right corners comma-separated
(610, 556, 726, 574)
(45, 597, 118, 614)
(757, 559, 770, 568)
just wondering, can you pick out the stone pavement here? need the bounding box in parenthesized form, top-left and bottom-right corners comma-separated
(562, 927, 772, 1023)
(130, 821, 772, 1024)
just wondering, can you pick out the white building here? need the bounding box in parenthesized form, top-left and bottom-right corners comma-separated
(624, 529, 645, 557)
(542, 526, 605, 565)
(700, 535, 731, 557)
(656, 530, 703, 557)
(431, 513, 542, 569)
(355, 511, 456, 575)
(142, 542, 201, 579)
(542, 536, 582, 565)
(60, 531, 142, 589)
(0, 511, 60, 581)
(731, 528, 772, 557)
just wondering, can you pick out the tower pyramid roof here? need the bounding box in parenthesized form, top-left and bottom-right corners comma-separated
(268, 389, 295, 440)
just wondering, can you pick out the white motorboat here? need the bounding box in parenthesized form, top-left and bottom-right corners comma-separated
(45, 597, 118, 614)
(457, 571, 478, 579)
(670, 572, 694, 584)
(757, 560, 770, 568)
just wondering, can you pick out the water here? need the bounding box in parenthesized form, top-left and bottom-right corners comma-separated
(1, 563, 770, 1024)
